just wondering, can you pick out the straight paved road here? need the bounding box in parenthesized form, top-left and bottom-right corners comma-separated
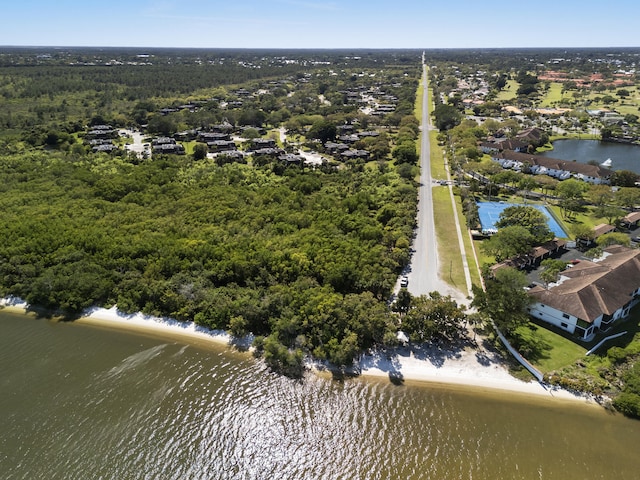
(406, 62, 467, 305)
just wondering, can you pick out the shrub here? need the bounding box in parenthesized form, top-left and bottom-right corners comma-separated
(613, 392, 640, 418)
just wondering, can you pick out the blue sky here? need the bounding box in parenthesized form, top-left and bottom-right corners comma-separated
(3, 0, 639, 49)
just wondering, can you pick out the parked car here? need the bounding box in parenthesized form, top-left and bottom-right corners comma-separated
(400, 276, 409, 287)
(632, 237, 640, 243)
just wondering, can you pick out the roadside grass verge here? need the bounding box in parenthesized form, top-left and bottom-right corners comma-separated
(429, 131, 446, 180)
(473, 238, 495, 269)
(414, 76, 424, 120)
(432, 187, 467, 291)
(428, 87, 435, 116)
(426, 72, 479, 295)
(453, 194, 481, 289)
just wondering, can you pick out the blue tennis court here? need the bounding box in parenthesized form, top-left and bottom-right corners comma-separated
(477, 202, 568, 238)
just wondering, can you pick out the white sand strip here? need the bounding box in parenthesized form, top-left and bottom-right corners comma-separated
(355, 348, 596, 403)
(0, 297, 233, 348)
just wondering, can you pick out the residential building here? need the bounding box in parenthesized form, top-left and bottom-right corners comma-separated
(492, 151, 614, 184)
(621, 211, 640, 229)
(528, 245, 640, 340)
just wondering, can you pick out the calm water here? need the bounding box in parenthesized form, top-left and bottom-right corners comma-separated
(1, 310, 639, 480)
(540, 139, 640, 174)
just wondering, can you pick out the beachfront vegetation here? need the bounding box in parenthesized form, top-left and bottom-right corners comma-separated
(472, 267, 532, 336)
(0, 150, 414, 370)
(395, 290, 467, 342)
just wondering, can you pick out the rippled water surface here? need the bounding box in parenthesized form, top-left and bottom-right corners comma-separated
(1, 311, 639, 479)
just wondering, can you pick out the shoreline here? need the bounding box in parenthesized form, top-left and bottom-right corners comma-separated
(1, 297, 599, 406)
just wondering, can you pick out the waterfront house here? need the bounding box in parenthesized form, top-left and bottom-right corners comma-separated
(527, 245, 640, 340)
(516, 127, 545, 146)
(492, 151, 613, 184)
(480, 139, 528, 154)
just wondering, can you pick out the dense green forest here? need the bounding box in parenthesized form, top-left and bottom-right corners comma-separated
(0, 149, 418, 366)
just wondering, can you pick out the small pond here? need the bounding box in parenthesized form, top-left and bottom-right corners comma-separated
(539, 139, 640, 174)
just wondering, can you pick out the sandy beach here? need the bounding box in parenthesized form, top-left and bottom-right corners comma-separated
(354, 345, 593, 403)
(1, 297, 598, 405)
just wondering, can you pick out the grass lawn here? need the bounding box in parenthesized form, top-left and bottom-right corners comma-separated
(546, 204, 608, 234)
(539, 82, 565, 107)
(267, 129, 283, 147)
(181, 140, 197, 155)
(525, 305, 640, 378)
(454, 196, 481, 288)
(429, 131, 446, 179)
(473, 238, 495, 270)
(495, 80, 518, 101)
(414, 75, 424, 120)
(425, 75, 478, 294)
(432, 187, 468, 291)
(517, 321, 587, 373)
(428, 86, 435, 116)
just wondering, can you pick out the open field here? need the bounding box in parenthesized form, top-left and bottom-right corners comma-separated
(538, 82, 565, 107)
(495, 80, 518, 101)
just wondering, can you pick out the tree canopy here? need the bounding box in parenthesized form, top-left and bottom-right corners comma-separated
(481, 225, 535, 262)
(495, 205, 554, 244)
(400, 291, 466, 342)
(473, 267, 532, 336)
(433, 104, 462, 131)
(0, 150, 418, 372)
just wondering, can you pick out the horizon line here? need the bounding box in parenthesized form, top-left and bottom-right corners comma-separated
(2, 45, 640, 51)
